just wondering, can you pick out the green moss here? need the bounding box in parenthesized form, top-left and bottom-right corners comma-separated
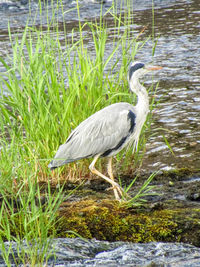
(55, 200, 184, 243)
(5, 196, 200, 246)
(56, 216, 92, 239)
(85, 209, 179, 242)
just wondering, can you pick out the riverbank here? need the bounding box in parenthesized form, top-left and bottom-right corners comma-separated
(46, 168, 200, 246)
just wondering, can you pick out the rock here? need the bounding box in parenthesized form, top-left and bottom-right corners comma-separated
(1, 238, 200, 266)
(0, 0, 27, 12)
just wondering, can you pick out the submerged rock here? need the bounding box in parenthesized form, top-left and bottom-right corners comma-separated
(1, 238, 200, 266)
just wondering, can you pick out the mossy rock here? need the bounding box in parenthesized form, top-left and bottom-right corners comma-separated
(55, 199, 200, 246)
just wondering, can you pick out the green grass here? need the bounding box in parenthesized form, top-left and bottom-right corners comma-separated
(0, 136, 66, 265)
(0, 0, 159, 265)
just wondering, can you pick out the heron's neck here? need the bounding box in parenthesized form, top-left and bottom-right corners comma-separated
(129, 76, 150, 152)
(132, 79, 149, 113)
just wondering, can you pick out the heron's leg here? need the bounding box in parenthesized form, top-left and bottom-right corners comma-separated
(89, 155, 123, 200)
(107, 157, 123, 198)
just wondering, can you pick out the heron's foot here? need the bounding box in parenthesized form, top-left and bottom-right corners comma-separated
(106, 184, 123, 194)
(108, 186, 131, 201)
(106, 185, 120, 194)
(105, 185, 120, 200)
(106, 184, 131, 200)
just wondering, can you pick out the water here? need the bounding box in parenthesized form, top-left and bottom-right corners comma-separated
(141, 0, 200, 171)
(0, 0, 199, 172)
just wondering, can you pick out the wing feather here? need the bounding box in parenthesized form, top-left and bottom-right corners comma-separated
(49, 103, 136, 168)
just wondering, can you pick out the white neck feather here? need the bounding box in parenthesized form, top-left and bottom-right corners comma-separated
(130, 78, 149, 113)
(130, 76, 150, 151)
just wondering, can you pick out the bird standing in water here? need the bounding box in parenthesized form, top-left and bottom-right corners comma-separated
(49, 62, 162, 200)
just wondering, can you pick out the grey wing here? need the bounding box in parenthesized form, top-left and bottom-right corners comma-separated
(49, 105, 136, 168)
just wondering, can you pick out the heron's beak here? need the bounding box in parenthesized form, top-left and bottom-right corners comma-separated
(145, 65, 163, 71)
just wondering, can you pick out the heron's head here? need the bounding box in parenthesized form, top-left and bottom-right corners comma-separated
(128, 61, 162, 86)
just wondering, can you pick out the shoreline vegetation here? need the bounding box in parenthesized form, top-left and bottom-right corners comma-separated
(1, 0, 199, 265)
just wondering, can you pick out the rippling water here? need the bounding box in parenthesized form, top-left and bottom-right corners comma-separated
(0, 0, 199, 172)
(142, 0, 200, 171)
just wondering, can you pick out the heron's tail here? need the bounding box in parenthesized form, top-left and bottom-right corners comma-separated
(48, 158, 73, 170)
(48, 161, 58, 170)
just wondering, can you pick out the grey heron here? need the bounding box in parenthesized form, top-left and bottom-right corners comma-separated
(48, 62, 162, 200)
